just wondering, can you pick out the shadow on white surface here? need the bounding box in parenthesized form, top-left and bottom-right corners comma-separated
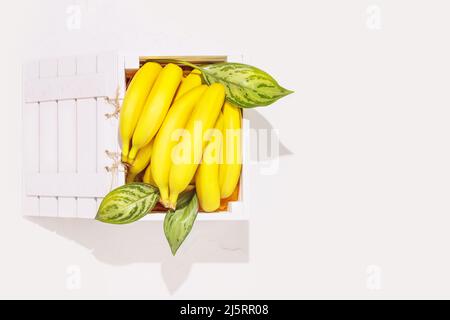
(245, 109, 293, 158)
(26, 217, 249, 294)
(23, 110, 294, 294)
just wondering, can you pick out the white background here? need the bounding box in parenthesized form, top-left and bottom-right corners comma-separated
(1, 0, 450, 299)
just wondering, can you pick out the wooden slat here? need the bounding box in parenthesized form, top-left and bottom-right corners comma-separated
(58, 99, 77, 217)
(39, 101, 58, 217)
(77, 198, 98, 219)
(76, 99, 97, 173)
(139, 55, 227, 66)
(23, 61, 39, 81)
(39, 196, 58, 217)
(39, 59, 58, 78)
(25, 173, 111, 198)
(77, 56, 100, 218)
(96, 197, 104, 214)
(23, 73, 115, 103)
(98, 53, 123, 99)
(76, 98, 98, 218)
(57, 56, 79, 217)
(23, 62, 40, 216)
(23, 102, 40, 216)
(58, 57, 76, 77)
(58, 101, 77, 172)
(76, 54, 97, 75)
(23, 53, 120, 103)
(39, 101, 58, 173)
(58, 197, 76, 218)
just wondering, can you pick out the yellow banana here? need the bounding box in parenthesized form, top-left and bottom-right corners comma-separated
(168, 83, 225, 209)
(219, 102, 242, 198)
(143, 164, 156, 186)
(173, 69, 202, 101)
(196, 113, 224, 212)
(151, 85, 208, 207)
(126, 140, 154, 183)
(128, 63, 183, 162)
(120, 62, 162, 162)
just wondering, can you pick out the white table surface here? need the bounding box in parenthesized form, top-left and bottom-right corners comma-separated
(1, 0, 450, 299)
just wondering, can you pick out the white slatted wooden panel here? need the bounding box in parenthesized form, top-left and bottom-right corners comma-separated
(22, 53, 125, 218)
(23, 54, 123, 103)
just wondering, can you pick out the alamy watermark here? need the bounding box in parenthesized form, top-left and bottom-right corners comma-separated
(366, 5, 382, 30)
(66, 5, 82, 30)
(66, 265, 81, 290)
(168, 121, 280, 175)
(366, 265, 382, 290)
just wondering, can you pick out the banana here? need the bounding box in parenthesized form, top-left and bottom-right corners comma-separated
(126, 140, 154, 183)
(219, 101, 242, 199)
(119, 62, 162, 162)
(151, 85, 208, 207)
(196, 113, 224, 212)
(168, 83, 225, 209)
(128, 63, 183, 162)
(173, 69, 202, 101)
(143, 164, 156, 186)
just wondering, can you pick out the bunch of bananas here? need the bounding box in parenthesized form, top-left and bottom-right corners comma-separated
(120, 62, 242, 212)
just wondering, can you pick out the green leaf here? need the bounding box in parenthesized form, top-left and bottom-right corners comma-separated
(164, 192, 199, 255)
(200, 63, 293, 108)
(148, 59, 293, 109)
(175, 188, 196, 210)
(96, 183, 159, 224)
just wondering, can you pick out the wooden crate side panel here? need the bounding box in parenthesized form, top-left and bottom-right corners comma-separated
(22, 53, 124, 217)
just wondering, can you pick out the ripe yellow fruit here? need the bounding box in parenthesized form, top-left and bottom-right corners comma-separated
(126, 140, 154, 183)
(219, 102, 242, 199)
(173, 69, 202, 101)
(143, 164, 156, 186)
(168, 83, 225, 209)
(151, 85, 208, 207)
(128, 63, 183, 162)
(119, 62, 162, 162)
(196, 113, 224, 212)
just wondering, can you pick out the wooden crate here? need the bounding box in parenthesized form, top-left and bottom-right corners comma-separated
(22, 53, 249, 221)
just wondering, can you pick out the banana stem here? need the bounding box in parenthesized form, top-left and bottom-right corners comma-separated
(159, 187, 170, 208)
(121, 142, 130, 163)
(168, 193, 179, 211)
(126, 173, 137, 184)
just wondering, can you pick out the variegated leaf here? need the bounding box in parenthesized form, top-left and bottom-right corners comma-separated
(96, 183, 159, 224)
(164, 191, 198, 255)
(201, 63, 293, 108)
